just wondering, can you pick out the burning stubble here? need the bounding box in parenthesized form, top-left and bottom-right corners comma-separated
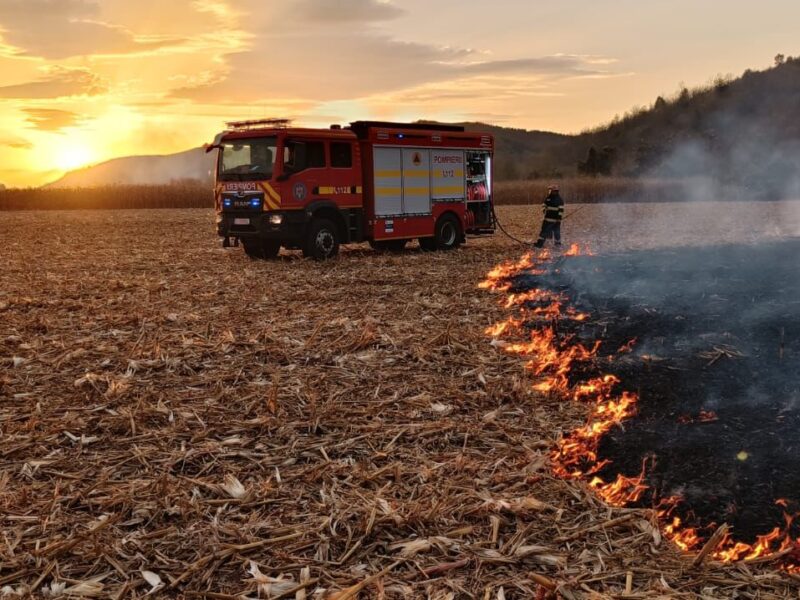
(483, 240, 800, 568)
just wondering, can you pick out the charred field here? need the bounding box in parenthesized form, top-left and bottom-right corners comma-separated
(511, 241, 800, 552)
(2, 204, 800, 598)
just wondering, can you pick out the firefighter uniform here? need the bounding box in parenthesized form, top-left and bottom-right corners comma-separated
(534, 189, 564, 248)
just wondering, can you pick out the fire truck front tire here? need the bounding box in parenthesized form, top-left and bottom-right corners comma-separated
(242, 238, 280, 259)
(303, 218, 340, 260)
(422, 214, 462, 251)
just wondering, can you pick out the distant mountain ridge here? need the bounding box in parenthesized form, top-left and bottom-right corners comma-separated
(46, 147, 216, 188)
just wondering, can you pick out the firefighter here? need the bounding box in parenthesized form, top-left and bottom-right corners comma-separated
(534, 184, 565, 248)
(249, 144, 272, 173)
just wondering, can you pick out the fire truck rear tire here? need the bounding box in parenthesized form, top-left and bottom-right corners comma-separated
(422, 214, 462, 251)
(243, 238, 280, 259)
(303, 218, 340, 260)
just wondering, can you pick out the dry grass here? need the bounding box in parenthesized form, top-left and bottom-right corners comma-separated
(1, 205, 799, 598)
(0, 183, 212, 211)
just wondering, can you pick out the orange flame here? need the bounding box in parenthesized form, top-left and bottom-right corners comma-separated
(481, 244, 800, 570)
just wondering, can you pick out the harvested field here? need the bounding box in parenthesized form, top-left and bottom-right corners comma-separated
(2, 204, 800, 598)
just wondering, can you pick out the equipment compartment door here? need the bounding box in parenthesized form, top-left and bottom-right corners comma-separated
(431, 149, 466, 201)
(373, 148, 402, 216)
(401, 149, 431, 215)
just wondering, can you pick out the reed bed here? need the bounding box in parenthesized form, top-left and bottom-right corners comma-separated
(0, 178, 693, 211)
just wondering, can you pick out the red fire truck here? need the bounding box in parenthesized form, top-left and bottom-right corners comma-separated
(206, 120, 495, 260)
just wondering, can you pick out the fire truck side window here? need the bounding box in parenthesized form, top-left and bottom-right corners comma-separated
(310, 143, 325, 167)
(284, 140, 326, 172)
(331, 143, 352, 168)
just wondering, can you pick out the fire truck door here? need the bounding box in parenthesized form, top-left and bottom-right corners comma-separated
(284, 139, 325, 207)
(431, 149, 466, 201)
(401, 149, 431, 214)
(374, 148, 402, 216)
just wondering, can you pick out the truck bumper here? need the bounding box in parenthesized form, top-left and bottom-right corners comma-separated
(217, 210, 306, 246)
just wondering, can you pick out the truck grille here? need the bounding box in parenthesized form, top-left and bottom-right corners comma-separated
(222, 194, 265, 211)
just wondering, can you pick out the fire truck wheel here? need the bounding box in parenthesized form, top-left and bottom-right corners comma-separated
(432, 214, 462, 251)
(243, 238, 280, 259)
(369, 239, 407, 252)
(262, 240, 281, 258)
(304, 218, 340, 260)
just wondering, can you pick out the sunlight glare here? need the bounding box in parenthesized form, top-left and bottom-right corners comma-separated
(55, 144, 94, 171)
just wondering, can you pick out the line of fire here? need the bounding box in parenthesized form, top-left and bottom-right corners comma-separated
(480, 242, 800, 572)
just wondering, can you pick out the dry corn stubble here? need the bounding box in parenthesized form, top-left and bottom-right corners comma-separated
(1, 205, 799, 598)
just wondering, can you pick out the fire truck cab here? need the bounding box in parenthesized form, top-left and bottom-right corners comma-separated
(207, 120, 495, 260)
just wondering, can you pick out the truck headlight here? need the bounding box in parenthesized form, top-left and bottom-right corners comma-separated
(269, 214, 283, 225)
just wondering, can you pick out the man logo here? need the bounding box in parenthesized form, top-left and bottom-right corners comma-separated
(412, 152, 422, 167)
(293, 182, 307, 200)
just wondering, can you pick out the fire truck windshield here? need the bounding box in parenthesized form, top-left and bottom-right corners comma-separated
(219, 136, 277, 181)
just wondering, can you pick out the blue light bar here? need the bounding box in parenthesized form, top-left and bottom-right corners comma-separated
(250, 199, 261, 207)
(223, 198, 232, 207)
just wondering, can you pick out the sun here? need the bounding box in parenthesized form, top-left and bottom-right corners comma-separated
(54, 144, 95, 171)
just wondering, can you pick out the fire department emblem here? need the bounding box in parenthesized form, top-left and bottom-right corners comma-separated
(412, 152, 422, 166)
(293, 182, 307, 200)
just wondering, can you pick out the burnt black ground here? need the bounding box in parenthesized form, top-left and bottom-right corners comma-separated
(513, 239, 800, 543)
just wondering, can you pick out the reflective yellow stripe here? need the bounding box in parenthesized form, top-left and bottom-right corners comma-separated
(376, 170, 401, 178)
(404, 170, 429, 178)
(264, 196, 280, 211)
(262, 182, 281, 204)
(377, 187, 402, 196)
(433, 185, 464, 195)
(404, 187, 429, 195)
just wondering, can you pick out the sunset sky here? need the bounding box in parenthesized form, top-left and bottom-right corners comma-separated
(0, 0, 798, 187)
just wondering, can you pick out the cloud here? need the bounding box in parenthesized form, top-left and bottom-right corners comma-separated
(171, 40, 608, 103)
(0, 136, 32, 149)
(294, 0, 404, 22)
(167, 0, 616, 106)
(171, 31, 610, 105)
(22, 108, 85, 131)
(0, 0, 181, 58)
(0, 67, 106, 99)
(463, 55, 614, 76)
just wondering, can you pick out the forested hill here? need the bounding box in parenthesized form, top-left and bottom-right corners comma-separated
(467, 55, 800, 190)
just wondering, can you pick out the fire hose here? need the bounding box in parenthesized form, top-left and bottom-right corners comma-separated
(490, 203, 588, 246)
